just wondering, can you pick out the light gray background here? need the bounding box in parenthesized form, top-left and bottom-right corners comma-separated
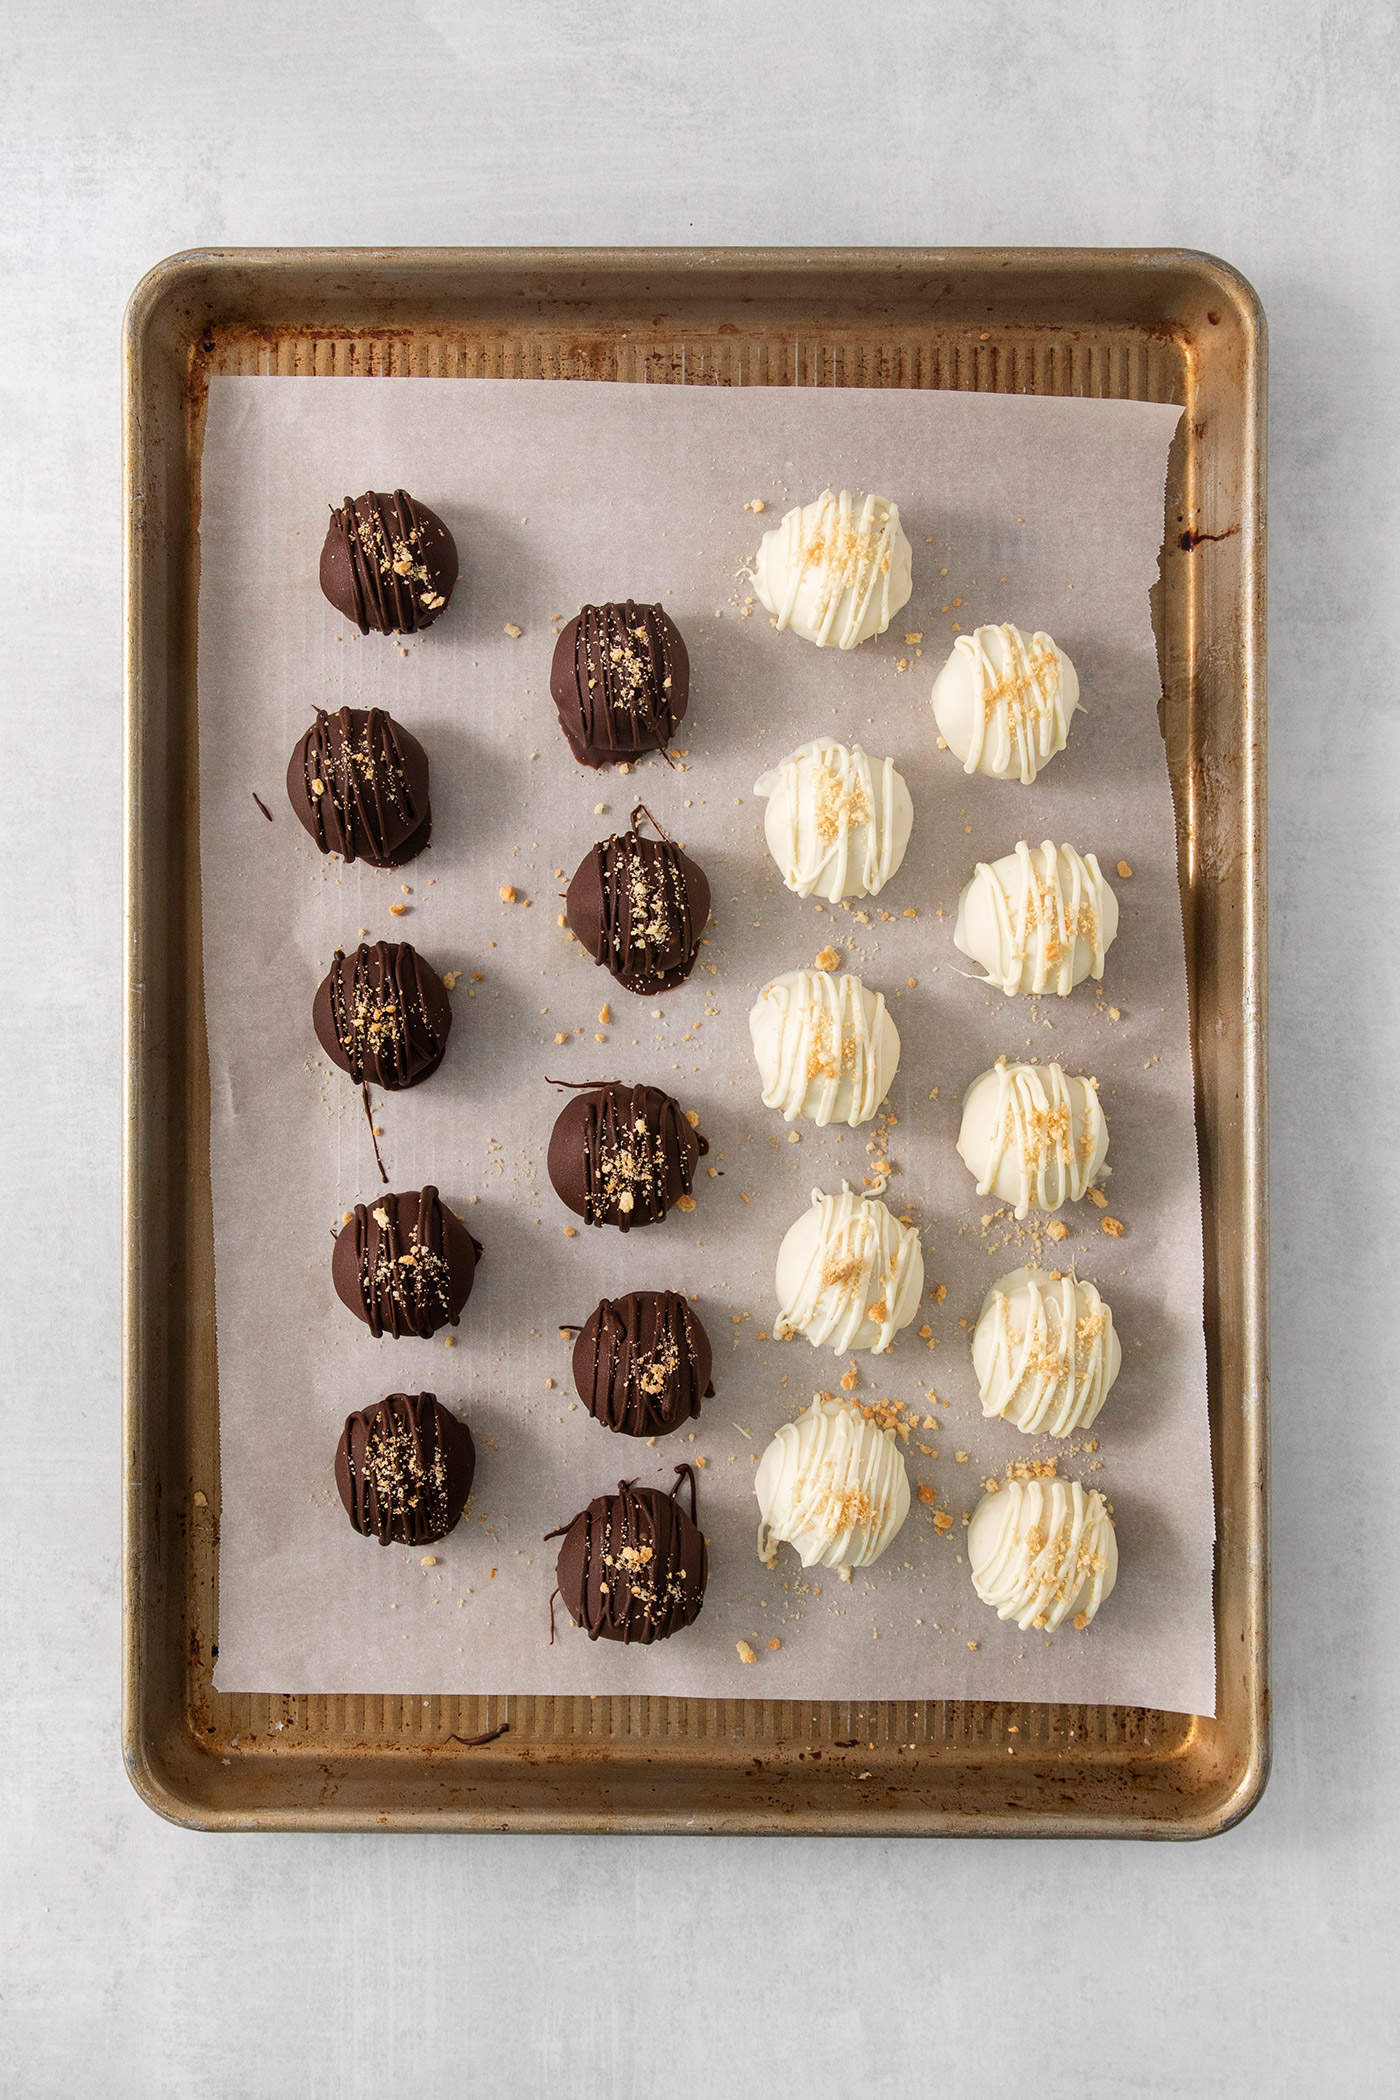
(2, 1, 1394, 2092)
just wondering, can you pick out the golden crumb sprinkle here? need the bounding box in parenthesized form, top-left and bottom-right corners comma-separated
(389, 902, 408, 916)
(743, 497, 766, 513)
(1047, 1220, 1069, 1241)
(1088, 1186, 1109, 1208)
(421, 1556, 437, 1568)
(598, 1003, 611, 1025)
(443, 1335, 456, 1348)
(503, 621, 523, 638)
(917, 1482, 937, 1506)
(814, 945, 841, 971)
(1116, 860, 1133, 878)
(676, 1194, 696, 1213)
(1074, 1611, 1090, 1630)
(768, 1637, 781, 1652)
(1101, 1216, 1126, 1236)
(499, 884, 516, 903)
(736, 1640, 757, 1664)
(563, 1226, 577, 1238)
(553, 1031, 568, 1045)
(967, 1640, 979, 1651)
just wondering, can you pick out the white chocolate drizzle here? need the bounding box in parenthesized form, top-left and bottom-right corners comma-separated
(956, 840, 1116, 996)
(753, 740, 913, 902)
(751, 489, 913, 650)
(973, 1267, 1120, 1436)
(968, 1477, 1117, 1631)
(748, 968, 899, 1128)
(957, 1060, 1108, 1220)
(934, 622, 1078, 782)
(755, 1393, 911, 1581)
(774, 1182, 924, 1355)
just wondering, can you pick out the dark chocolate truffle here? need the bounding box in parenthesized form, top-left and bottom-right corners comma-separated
(548, 1466, 707, 1643)
(572, 1292, 713, 1437)
(550, 602, 688, 768)
(546, 1081, 705, 1230)
(286, 706, 431, 867)
(333, 1187, 481, 1339)
(335, 1391, 475, 1546)
(565, 804, 710, 996)
(319, 490, 457, 635)
(313, 941, 452, 1089)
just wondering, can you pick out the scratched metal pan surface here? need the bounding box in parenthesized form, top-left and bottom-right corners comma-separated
(122, 248, 1267, 1835)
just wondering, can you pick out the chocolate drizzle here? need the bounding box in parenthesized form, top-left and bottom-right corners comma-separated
(286, 706, 431, 866)
(312, 941, 452, 1090)
(546, 1080, 705, 1230)
(565, 804, 710, 995)
(549, 602, 689, 768)
(333, 1187, 482, 1339)
(335, 1392, 475, 1546)
(319, 489, 458, 636)
(572, 1291, 713, 1437)
(547, 1465, 707, 1643)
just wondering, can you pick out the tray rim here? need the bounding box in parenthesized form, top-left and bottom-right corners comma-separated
(123, 244, 1268, 1838)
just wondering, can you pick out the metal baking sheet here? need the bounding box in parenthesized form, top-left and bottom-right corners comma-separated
(123, 247, 1268, 1836)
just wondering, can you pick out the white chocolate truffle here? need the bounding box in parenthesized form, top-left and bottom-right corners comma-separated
(756, 1392, 911, 1581)
(749, 968, 900, 1128)
(775, 1183, 924, 1354)
(750, 489, 913, 649)
(957, 1060, 1108, 1220)
(955, 840, 1118, 997)
(968, 1477, 1118, 1631)
(754, 740, 913, 902)
(931, 623, 1079, 782)
(972, 1266, 1122, 1437)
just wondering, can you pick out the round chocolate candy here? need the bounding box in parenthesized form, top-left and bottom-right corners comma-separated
(548, 1466, 707, 1643)
(313, 941, 452, 1090)
(546, 1081, 704, 1230)
(319, 489, 457, 635)
(286, 706, 431, 867)
(335, 1392, 475, 1546)
(571, 1290, 713, 1437)
(550, 601, 688, 768)
(565, 805, 710, 996)
(332, 1188, 481, 1339)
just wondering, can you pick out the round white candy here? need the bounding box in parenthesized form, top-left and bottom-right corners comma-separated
(754, 739, 913, 902)
(931, 622, 1079, 782)
(972, 1266, 1122, 1437)
(956, 1060, 1108, 1220)
(755, 1392, 910, 1580)
(955, 840, 1118, 997)
(968, 1477, 1118, 1631)
(775, 1182, 924, 1354)
(750, 489, 913, 650)
(749, 968, 900, 1128)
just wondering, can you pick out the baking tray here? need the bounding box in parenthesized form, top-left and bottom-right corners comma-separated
(123, 247, 1267, 1836)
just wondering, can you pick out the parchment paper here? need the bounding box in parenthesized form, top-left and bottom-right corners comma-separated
(199, 375, 1213, 1715)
